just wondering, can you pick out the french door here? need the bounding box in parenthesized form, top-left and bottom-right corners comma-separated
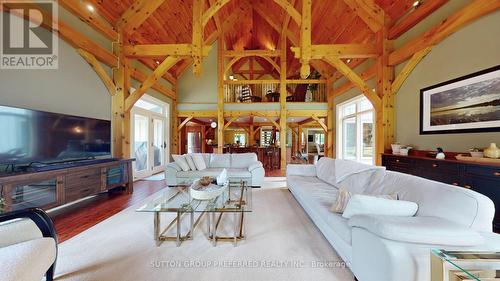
(131, 108, 167, 179)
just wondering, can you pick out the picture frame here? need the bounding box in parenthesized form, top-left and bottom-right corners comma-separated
(420, 65, 500, 135)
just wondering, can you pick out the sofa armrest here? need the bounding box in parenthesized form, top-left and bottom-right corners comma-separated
(166, 162, 181, 172)
(0, 208, 57, 248)
(286, 164, 316, 177)
(348, 214, 484, 246)
(0, 208, 57, 281)
(248, 161, 263, 172)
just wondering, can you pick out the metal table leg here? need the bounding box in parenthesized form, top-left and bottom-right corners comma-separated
(154, 211, 161, 246)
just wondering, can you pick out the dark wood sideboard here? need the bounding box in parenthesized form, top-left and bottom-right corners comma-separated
(0, 159, 133, 213)
(382, 153, 500, 232)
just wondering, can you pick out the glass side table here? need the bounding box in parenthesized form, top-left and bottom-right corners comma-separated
(431, 249, 500, 280)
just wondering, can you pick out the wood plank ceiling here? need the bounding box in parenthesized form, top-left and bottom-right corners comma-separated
(89, 0, 418, 79)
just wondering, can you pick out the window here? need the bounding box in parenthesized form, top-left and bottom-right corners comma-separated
(336, 96, 374, 164)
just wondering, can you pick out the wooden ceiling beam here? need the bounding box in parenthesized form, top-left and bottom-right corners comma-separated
(388, 0, 449, 39)
(59, 0, 118, 41)
(203, 0, 232, 26)
(3, 2, 117, 67)
(389, 0, 500, 65)
(325, 56, 381, 109)
(123, 44, 211, 58)
(342, 0, 385, 33)
(116, 0, 167, 34)
(192, 0, 204, 77)
(77, 49, 116, 96)
(224, 50, 281, 57)
(139, 59, 177, 85)
(130, 68, 175, 99)
(125, 56, 180, 110)
(299, 0, 312, 79)
(253, 2, 334, 79)
(332, 64, 377, 98)
(292, 44, 379, 59)
(391, 46, 432, 95)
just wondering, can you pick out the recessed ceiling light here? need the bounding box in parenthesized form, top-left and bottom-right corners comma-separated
(155, 60, 160, 65)
(413, 1, 421, 8)
(86, 4, 95, 12)
(346, 59, 352, 63)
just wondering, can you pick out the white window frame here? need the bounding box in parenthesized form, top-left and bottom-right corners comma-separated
(336, 95, 375, 164)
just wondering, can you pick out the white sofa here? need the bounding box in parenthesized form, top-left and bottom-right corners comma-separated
(0, 208, 57, 281)
(287, 157, 500, 281)
(165, 153, 265, 187)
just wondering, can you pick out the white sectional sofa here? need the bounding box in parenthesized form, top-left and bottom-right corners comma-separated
(287, 157, 500, 281)
(166, 153, 265, 187)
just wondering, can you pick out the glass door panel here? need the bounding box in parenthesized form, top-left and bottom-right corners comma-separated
(152, 118, 165, 173)
(343, 117, 357, 160)
(133, 113, 149, 176)
(360, 112, 374, 164)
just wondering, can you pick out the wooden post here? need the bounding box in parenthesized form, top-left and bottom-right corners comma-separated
(279, 32, 287, 170)
(249, 125, 254, 146)
(297, 125, 303, 154)
(111, 32, 129, 158)
(201, 125, 206, 153)
(299, 0, 312, 79)
(326, 77, 335, 158)
(375, 17, 394, 165)
(171, 85, 179, 156)
(217, 37, 225, 153)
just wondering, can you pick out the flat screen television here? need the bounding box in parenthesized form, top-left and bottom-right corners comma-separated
(0, 105, 111, 165)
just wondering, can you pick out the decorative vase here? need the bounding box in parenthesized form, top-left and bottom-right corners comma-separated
(484, 143, 500, 159)
(391, 144, 401, 154)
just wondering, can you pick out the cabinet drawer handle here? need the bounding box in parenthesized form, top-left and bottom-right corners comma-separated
(464, 185, 472, 189)
(494, 172, 500, 176)
(432, 164, 438, 168)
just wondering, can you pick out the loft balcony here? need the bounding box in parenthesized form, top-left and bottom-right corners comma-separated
(223, 79, 327, 103)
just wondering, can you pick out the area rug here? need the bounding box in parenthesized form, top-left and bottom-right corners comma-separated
(54, 178, 354, 281)
(144, 173, 166, 181)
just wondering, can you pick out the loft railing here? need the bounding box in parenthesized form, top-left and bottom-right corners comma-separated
(223, 80, 327, 103)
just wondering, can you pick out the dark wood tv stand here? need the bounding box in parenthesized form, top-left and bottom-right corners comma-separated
(0, 158, 134, 213)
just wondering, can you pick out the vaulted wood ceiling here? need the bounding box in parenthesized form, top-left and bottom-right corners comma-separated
(88, 0, 424, 79)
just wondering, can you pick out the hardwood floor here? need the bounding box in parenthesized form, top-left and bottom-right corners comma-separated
(51, 168, 285, 242)
(51, 179, 166, 243)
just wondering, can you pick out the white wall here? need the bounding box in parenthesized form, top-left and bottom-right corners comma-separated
(0, 38, 112, 120)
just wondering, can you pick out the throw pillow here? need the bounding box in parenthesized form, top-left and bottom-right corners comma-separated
(191, 154, 207, 171)
(331, 187, 397, 214)
(185, 154, 197, 171)
(342, 194, 418, 219)
(172, 155, 190, 171)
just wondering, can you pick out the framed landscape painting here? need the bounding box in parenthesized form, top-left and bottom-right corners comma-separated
(420, 65, 500, 134)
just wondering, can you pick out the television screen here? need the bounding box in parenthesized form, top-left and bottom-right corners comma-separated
(0, 105, 111, 165)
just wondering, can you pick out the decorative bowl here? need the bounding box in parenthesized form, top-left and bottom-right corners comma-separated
(199, 176, 213, 186)
(470, 151, 484, 158)
(190, 181, 227, 200)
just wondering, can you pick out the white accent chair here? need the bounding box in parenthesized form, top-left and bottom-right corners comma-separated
(287, 157, 500, 281)
(0, 208, 58, 281)
(165, 153, 265, 187)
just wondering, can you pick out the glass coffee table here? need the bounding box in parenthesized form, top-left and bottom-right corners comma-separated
(136, 180, 252, 247)
(431, 249, 500, 280)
